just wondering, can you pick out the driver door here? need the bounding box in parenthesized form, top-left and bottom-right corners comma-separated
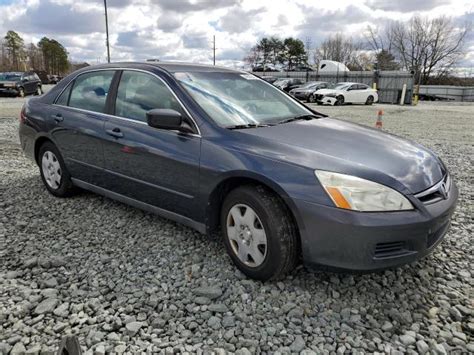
(101, 70, 201, 218)
(345, 84, 359, 102)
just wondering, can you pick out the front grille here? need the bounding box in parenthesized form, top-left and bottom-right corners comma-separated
(374, 241, 409, 259)
(415, 174, 451, 205)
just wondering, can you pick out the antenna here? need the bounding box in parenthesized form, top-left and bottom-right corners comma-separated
(213, 35, 216, 66)
(104, 0, 111, 63)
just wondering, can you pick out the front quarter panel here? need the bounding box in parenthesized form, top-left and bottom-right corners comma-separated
(197, 134, 334, 227)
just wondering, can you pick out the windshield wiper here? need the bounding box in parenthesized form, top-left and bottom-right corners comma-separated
(226, 123, 272, 130)
(277, 114, 319, 125)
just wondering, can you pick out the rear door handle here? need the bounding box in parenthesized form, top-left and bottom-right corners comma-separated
(52, 113, 63, 123)
(106, 128, 123, 138)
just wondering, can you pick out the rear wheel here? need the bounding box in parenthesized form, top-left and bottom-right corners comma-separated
(365, 95, 374, 105)
(335, 95, 345, 106)
(308, 94, 316, 103)
(221, 185, 298, 281)
(18, 87, 25, 98)
(38, 142, 77, 197)
(35, 85, 43, 96)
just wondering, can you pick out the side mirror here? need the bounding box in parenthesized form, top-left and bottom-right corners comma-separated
(146, 109, 193, 134)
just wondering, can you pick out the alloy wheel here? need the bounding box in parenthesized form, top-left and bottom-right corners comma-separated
(42, 151, 62, 189)
(226, 204, 268, 267)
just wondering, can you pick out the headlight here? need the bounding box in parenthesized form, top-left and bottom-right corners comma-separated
(325, 93, 337, 98)
(315, 170, 413, 211)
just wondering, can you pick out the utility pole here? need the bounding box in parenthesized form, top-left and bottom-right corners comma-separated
(104, 0, 111, 63)
(213, 35, 216, 66)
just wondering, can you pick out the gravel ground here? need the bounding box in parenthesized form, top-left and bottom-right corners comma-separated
(0, 97, 473, 354)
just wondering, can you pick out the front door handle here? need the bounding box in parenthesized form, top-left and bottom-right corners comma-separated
(52, 113, 63, 123)
(106, 128, 123, 138)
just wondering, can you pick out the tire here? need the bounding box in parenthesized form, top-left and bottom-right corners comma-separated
(221, 185, 298, 281)
(335, 95, 344, 106)
(38, 142, 77, 197)
(18, 87, 25, 98)
(308, 94, 316, 103)
(35, 85, 43, 96)
(365, 95, 374, 105)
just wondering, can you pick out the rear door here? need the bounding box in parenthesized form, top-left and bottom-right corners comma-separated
(50, 70, 116, 184)
(23, 73, 36, 94)
(101, 70, 201, 218)
(357, 84, 370, 102)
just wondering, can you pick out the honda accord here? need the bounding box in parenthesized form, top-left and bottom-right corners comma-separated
(19, 62, 458, 280)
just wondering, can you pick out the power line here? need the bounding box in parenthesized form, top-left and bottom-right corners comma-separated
(104, 0, 111, 63)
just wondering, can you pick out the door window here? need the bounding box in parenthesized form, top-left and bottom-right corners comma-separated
(115, 71, 184, 122)
(69, 71, 115, 113)
(56, 83, 72, 106)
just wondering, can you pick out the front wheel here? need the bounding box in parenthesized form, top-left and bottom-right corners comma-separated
(35, 86, 43, 96)
(335, 95, 345, 106)
(221, 185, 299, 281)
(18, 87, 25, 98)
(38, 142, 77, 197)
(308, 94, 316, 103)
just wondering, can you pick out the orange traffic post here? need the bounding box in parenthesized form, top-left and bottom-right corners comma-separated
(375, 109, 383, 129)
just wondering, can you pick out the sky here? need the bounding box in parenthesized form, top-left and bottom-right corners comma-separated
(0, 0, 473, 72)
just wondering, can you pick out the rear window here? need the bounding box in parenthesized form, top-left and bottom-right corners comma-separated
(68, 71, 115, 113)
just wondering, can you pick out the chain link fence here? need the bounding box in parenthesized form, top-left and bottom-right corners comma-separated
(253, 70, 415, 104)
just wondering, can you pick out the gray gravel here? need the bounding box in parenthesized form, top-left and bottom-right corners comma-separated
(0, 99, 473, 354)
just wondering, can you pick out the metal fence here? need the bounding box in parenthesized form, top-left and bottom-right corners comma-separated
(418, 85, 474, 102)
(253, 70, 415, 104)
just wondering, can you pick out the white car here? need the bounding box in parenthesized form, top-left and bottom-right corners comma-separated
(315, 82, 378, 106)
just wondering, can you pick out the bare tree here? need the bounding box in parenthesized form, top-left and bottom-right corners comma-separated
(315, 33, 372, 70)
(316, 33, 358, 64)
(371, 16, 470, 82)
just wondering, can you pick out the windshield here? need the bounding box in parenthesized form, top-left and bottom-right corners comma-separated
(0, 73, 21, 81)
(174, 71, 311, 127)
(300, 82, 320, 89)
(328, 83, 350, 90)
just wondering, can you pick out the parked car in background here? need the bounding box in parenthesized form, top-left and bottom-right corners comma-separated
(289, 81, 329, 102)
(314, 82, 378, 105)
(273, 78, 303, 92)
(19, 62, 457, 280)
(0, 71, 42, 97)
(288, 65, 315, 72)
(260, 76, 279, 84)
(252, 64, 281, 72)
(48, 75, 62, 84)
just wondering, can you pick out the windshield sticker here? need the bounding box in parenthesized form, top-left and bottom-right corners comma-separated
(240, 74, 258, 80)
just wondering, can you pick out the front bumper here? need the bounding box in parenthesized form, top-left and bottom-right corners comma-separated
(294, 182, 458, 271)
(292, 92, 310, 100)
(0, 87, 19, 95)
(318, 96, 337, 105)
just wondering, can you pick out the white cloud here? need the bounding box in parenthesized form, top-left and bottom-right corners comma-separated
(0, 0, 472, 68)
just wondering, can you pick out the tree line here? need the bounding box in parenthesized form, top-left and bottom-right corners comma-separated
(245, 15, 471, 84)
(0, 30, 69, 75)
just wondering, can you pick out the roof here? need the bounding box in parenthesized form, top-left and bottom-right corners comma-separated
(77, 61, 242, 74)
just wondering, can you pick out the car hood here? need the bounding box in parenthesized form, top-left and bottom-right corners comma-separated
(292, 88, 313, 93)
(315, 88, 343, 95)
(236, 118, 444, 193)
(0, 80, 17, 85)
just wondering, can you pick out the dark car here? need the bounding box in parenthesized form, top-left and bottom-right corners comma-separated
(0, 71, 42, 97)
(19, 62, 458, 281)
(273, 78, 303, 92)
(289, 81, 329, 102)
(260, 76, 279, 84)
